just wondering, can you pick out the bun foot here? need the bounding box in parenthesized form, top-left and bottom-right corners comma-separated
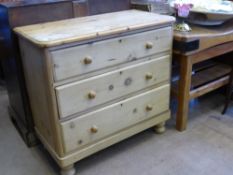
(154, 122, 166, 134)
(61, 165, 76, 175)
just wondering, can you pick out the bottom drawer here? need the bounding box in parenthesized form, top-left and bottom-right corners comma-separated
(60, 84, 170, 153)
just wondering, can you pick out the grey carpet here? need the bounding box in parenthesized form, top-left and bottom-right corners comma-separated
(1, 84, 233, 175)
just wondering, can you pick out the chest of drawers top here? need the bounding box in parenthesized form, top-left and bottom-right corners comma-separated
(14, 10, 175, 48)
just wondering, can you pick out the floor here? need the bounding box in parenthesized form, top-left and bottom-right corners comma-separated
(1, 84, 233, 175)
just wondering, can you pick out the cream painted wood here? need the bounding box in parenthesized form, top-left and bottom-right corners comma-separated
(51, 27, 172, 81)
(56, 55, 170, 118)
(60, 84, 170, 154)
(15, 10, 174, 175)
(61, 165, 75, 175)
(154, 121, 166, 134)
(14, 10, 175, 47)
(36, 111, 170, 168)
(53, 52, 170, 87)
(18, 38, 63, 155)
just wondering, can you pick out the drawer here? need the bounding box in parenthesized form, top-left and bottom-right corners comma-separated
(56, 55, 170, 118)
(60, 84, 170, 153)
(51, 27, 172, 81)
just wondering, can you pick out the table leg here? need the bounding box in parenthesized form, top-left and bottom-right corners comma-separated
(222, 69, 233, 114)
(176, 57, 192, 131)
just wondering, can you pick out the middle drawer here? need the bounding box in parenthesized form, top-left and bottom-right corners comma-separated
(55, 55, 170, 118)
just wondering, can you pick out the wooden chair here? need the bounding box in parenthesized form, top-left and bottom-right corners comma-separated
(222, 68, 233, 114)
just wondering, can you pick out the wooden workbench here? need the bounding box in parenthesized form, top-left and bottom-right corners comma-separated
(173, 19, 233, 131)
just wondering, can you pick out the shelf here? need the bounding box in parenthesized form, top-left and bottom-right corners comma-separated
(190, 76, 230, 99)
(172, 63, 232, 99)
(192, 63, 231, 89)
(192, 60, 217, 73)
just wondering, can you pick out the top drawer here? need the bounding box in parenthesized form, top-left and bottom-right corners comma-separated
(51, 27, 172, 82)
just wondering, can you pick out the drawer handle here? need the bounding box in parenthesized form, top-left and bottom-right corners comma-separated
(83, 56, 93, 65)
(146, 104, 153, 111)
(145, 42, 153, 49)
(88, 91, 96, 99)
(90, 125, 98, 133)
(145, 73, 153, 80)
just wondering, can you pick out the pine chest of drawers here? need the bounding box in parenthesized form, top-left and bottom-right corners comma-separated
(14, 10, 175, 175)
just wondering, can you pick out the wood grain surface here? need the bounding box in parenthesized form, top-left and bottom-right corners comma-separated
(56, 55, 170, 118)
(61, 84, 170, 153)
(51, 27, 172, 81)
(174, 19, 233, 42)
(174, 19, 233, 55)
(14, 10, 175, 47)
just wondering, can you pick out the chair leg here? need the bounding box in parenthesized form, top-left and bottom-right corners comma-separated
(222, 101, 230, 115)
(222, 69, 233, 114)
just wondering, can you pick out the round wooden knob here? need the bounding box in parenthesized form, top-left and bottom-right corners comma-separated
(145, 42, 153, 49)
(146, 104, 153, 111)
(90, 125, 98, 133)
(83, 56, 93, 65)
(88, 91, 96, 99)
(145, 73, 153, 80)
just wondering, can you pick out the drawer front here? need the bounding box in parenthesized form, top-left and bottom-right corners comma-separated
(51, 27, 172, 81)
(56, 55, 170, 118)
(60, 84, 170, 153)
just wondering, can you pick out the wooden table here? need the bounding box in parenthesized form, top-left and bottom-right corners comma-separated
(173, 20, 233, 131)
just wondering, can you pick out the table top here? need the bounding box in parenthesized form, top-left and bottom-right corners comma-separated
(14, 10, 175, 48)
(174, 19, 233, 42)
(173, 19, 233, 55)
(0, 0, 70, 8)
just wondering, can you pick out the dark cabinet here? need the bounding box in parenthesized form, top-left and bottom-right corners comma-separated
(72, 0, 131, 17)
(0, 0, 74, 147)
(88, 0, 131, 15)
